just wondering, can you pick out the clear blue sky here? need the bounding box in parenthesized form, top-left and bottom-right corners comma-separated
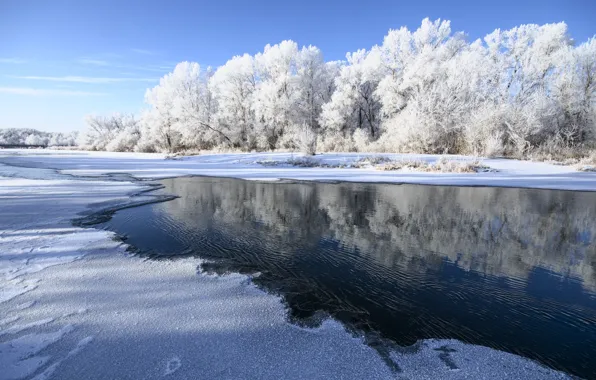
(1, 0, 594, 132)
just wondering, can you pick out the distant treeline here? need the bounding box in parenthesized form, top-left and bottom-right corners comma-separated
(0, 128, 78, 147)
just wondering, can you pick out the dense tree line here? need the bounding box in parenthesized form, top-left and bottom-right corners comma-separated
(0, 128, 78, 147)
(81, 19, 596, 157)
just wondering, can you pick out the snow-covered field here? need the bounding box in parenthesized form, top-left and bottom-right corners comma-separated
(0, 149, 583, 379)
(1, 149, 595, 191)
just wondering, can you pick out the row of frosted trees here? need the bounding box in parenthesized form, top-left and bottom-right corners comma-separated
(0, 128, 78, 147)
(81, 19, 596, 156)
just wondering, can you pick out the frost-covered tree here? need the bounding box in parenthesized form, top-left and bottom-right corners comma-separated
(294, 46, 334, 130)
(80, 113, 137, 151)
(319, 48, 383, 150)
(253, 40, 300, 149)
(551, 37, 596, 145)
(140, 62, 225, 153)
(106, 122, 141, 152)
(292, 46, 339, 152)
(376, 19, 460, 118)
(50, 131, 79, 147)
(209, 43, 338, 153)
(49, 133, 66, 147)
(24, 134, 47, 146)
(475, 22, 572, 154)
(374, 19, 470, 153)
(210, 54, 257, 149)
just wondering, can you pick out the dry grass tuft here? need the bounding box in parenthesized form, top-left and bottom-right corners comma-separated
(378, 157, 493, 173)
(257, 155, 496, 173)
(377, 159, 428, 171)
(354, 156, 393, 166)
(575, 152, 596, 172)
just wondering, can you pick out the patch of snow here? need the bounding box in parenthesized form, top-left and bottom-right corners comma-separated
(0, 324, 74, 380)
(0, 279, 38, 304)
(30, 336, 94, 380)
(11, 300, 37, 312)
(389, 339, 570, 379)
(164, 356, 182, 376)
(0, 318, 54, 337)
(0, 316, 20, 327)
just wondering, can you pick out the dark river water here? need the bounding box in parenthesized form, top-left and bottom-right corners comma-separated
(100, 176, 596, 378)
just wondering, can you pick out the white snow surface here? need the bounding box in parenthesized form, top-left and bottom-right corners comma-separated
(0, 148, 595, 191)
(0, 149, 576, 379)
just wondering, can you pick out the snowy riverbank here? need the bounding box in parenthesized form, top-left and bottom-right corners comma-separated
(1, 149, 596, 191)
(0, 149, 579, 379)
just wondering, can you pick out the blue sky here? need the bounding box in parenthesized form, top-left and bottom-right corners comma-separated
(1, 0, 594, 133)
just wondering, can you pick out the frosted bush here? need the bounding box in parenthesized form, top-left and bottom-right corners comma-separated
(298, 126, 317, 155)
(353, 129, 372, 152)
(317, 132, 355, 152)
(106, 128, 141, 152)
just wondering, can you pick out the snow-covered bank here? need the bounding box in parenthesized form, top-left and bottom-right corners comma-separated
(1, 149, 595, 191)
(0, 150, 575, 379)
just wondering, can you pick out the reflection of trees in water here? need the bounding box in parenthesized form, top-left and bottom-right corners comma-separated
(159, 177, 596, 291)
